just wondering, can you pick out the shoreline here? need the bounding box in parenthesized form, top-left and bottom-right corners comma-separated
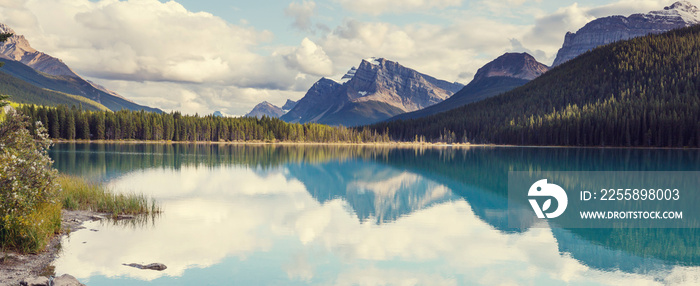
(51, 139, 700, 150)
(0, 210, 114, 286)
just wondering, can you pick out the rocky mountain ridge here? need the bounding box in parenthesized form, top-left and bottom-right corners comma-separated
(389, 52, 549, 121)
(280, 58, 463, 126)
(552, 1, 700, 66)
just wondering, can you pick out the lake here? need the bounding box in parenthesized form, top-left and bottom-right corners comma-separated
(48, 143, 700, 285)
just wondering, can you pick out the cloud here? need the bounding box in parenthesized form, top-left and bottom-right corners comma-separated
(285, 1, 316, 31)
(0, 0, 328, 115)
(338, 0, 463, 15)
(88, 78, 308, 116)
(18, 0, 270, 85)
(518, 3, 596, 64)
(0, 0, 319, 93)
(318, 18, 523, 82)
(283, 37, 334, 77)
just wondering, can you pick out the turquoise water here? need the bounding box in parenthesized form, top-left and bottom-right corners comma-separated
(48, 144, 700, 285)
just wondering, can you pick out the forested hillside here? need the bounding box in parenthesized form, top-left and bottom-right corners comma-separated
(15, 105, 390, 143)
(370, 25, 700, 147)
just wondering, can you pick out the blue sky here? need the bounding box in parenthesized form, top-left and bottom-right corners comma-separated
(0, 0, 693, 115)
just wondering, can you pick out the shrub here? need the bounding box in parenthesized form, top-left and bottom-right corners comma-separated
(0, 109, 61, 253)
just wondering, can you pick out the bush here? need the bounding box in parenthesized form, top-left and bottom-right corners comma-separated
(0, 109, 61, 253)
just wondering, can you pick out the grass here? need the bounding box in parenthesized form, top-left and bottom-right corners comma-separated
(57, 175, 160, 217)
(0, 203, 62, 254)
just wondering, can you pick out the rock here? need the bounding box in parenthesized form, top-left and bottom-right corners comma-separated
(20, 276, 49, 286)
(123, 262, 167, 271)
(552, 1, 700, 66)
(89, 215, 105, 220)
(53, 274, 86, 286)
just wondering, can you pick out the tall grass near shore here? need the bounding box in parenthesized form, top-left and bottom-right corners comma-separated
(57, 175, 160, 216)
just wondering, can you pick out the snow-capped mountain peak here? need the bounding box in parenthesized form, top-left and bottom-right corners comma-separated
(657, 1, 700, 23)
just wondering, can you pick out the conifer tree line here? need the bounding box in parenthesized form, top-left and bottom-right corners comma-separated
(370, 25, 700, 148)
(16, 104, 390, 143)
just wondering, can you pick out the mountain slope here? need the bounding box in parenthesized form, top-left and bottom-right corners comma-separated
(281, 58, 463, 126)
(280, 78, 342, 123)
(552, 1, 700, 66)
(0, 70, 108, 111)
(0, 23, 160, 112)
(371, 25, 700, 147)
(389, 53, 548, 121)
(282, 99, 297, 111)
(245, 101, 286, 118)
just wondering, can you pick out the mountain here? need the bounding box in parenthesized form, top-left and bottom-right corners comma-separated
(244, 101, 285, 118)
(0, 23, 160, 112)
(371, 25, 700, 147)
(244, 99, 297, 118)
(0, 23, 78, 78)
(281, 99, 297, 111)
(281, 58, 464, 126)
(388, 53, 548, 121)
(0, 69, 108, 111)
(552, 1, 700, 66)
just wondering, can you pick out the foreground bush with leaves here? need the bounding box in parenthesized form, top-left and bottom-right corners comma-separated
(0, 106, 61, 253)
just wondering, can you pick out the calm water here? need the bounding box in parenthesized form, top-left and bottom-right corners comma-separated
(48, 143, 700, 285)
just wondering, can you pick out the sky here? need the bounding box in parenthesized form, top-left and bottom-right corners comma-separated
(0, 0, 695, 116)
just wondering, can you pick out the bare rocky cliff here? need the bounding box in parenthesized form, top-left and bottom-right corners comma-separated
(552, 1, 700, 66)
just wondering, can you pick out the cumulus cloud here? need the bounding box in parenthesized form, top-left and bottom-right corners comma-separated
(12, 0, 278, 85)
(318, 18, 523, 83)
(338, 0, 463, 15)
(285, 1, 316, 31)
(0, 0, 327, 115)
(283, 38, 334, 77)
(0, 0, 326, 96)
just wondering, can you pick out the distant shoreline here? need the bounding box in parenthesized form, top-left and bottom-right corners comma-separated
(50, 139, 700, 150)
(51, 139, 479, 148)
